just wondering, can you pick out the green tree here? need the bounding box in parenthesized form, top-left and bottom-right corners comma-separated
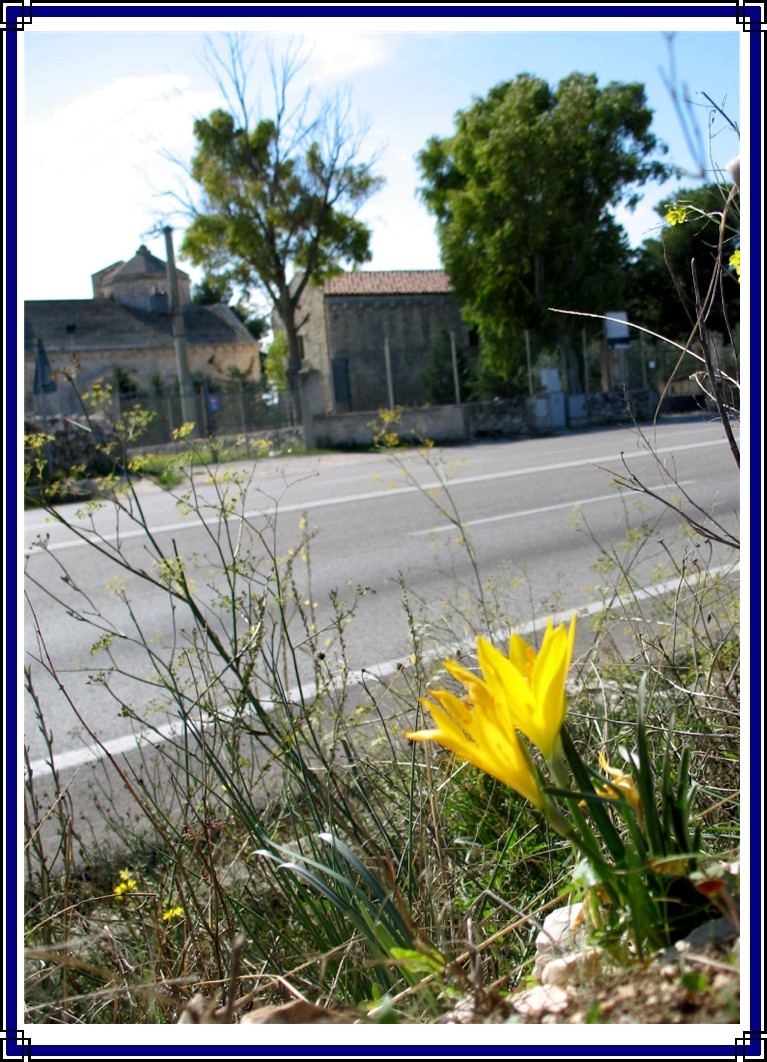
(181, 37, 383, 414)
(417, 72, 672, 391)
(625, 182, 740, 343)
(262, 330, 288, 391)
(192, 275, 232, 306)
(422, 328, 478, 405)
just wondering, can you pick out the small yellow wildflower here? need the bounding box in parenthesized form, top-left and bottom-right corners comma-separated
(665, 205, 688, 226)
(404, 616, 577, 807)
(114, 875, 137, 899)
(162, 905, 184, 922)
(729, 248, 741, 283)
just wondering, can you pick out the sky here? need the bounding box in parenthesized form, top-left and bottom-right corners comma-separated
(15, 11, 744, 308)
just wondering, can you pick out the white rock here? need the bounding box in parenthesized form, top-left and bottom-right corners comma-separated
(512, 984, 570, 1018)
(534, 902, 586, 980)
(541, 947, 603, 986)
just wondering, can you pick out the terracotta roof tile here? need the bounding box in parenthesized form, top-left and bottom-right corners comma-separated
(323, 271, 453, 296)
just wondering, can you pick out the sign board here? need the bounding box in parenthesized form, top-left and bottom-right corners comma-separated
(604, 311, 630, 348)
(539, 368, 562, 393)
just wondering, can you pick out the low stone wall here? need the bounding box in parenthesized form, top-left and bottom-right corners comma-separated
(584, 388, 660, 425)
(312, 405, 468, 449)
(463, 397, 531, 438)
(312, 395, 558, 449)
(24, 412, 120, 480)
(126, 424, 305, 458)
(311, 389, 661, 449)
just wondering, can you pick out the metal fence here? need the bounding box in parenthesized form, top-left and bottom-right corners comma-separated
(105, 380, 296, 447)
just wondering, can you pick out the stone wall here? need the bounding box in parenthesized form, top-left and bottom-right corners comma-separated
(310, 389, 662, 450)
(325, 294, 470, 412)
(24, 412, 120, 482)
(464, 398, 531, 438)
(313, 405, 469, 449)
(292, 283, 333, 410)
(584, 388, 660, 424)
(313, 398, 544, 449)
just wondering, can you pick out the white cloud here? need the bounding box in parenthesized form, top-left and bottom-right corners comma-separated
(22, 74, 222, 298)
(273, 30, 391, 86)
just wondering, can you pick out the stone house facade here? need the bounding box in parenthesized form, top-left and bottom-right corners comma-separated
(289, 271, 472, 413)
(25, 244, 261, 416)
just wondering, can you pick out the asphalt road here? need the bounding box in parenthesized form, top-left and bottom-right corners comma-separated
(24, 416, 740, 781)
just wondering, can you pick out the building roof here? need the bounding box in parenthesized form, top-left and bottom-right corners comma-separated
(91, 260, 125, 287)
(109, 244, 186, 280)
(24, 299, 256, 353)
(323, 270, 453, 296)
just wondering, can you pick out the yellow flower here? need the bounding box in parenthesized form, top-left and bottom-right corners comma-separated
(729, 248, 741, 283)
(404, 616, 576, 807)
(593, 751, 642, 817)
(405, 686, 544, 807)
(162, 905, 184, 922)
(114, 877, 137, 898)
(665, 205, 688, 226)
(447, 618, 576, 761)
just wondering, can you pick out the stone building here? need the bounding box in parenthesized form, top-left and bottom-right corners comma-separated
(25, 244, 261, 415)
(288, 270, 472, 413)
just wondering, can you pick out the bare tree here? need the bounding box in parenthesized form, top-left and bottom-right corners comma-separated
(172, 34, 384, 418)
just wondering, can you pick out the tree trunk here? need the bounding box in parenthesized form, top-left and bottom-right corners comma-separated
(280, 291, 304, 424)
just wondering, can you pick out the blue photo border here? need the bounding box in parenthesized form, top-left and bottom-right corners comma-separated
(4, 3, 763, 1057)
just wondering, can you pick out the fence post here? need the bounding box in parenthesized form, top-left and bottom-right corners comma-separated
(582, 328, 589, 397)
(384, 334, 395, 411)
(525, 330, 534, 395)
(239, 380, 247, 435)
(165, 394, 175, 443)
(199, 380, 209, 436)
(449, 329, 461, 405)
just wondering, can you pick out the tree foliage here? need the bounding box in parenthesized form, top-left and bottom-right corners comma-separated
(421, 328, 478, 405)
(263, 330, 288, 391)
(181, 38, 383, 403)
(625, 182, 740, 344)
(417, 72, 673, 390)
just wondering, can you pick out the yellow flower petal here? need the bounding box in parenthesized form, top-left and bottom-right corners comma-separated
(404, 616, 577, 806)
(594, 751, 642, 816)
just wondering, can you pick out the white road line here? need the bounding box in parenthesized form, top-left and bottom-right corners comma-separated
(26, 562, 739, 780)
(409, 481, 697, 536)
(24, 437, 729, 556)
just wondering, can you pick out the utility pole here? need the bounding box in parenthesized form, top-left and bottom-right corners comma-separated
(164, 227, 196, 430)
